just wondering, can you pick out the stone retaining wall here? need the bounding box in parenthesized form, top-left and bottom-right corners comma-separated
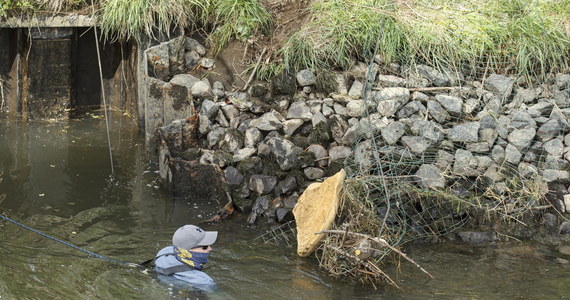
(145, 36, 570, 227)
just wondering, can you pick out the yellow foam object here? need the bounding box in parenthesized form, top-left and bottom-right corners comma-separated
(293, 169, 346, 257)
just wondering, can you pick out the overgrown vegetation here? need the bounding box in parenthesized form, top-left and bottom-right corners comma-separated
(279, 0, 570, 79)
(2, 0, 568, 78)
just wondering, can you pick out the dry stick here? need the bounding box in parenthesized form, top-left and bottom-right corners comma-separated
(0, 77, 5, 111)
(316, 229, 433, 278)
(372, 86, 459, 92)
(242, 47, 267, 92)
(324, 244, 400, 289)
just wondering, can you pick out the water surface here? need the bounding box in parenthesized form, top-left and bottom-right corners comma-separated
(1, 112, 569, 299)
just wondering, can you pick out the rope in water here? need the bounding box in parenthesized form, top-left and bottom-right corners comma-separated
(0, 213, 136, 267)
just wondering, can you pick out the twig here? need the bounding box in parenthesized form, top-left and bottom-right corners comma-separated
(0, 77, 5, 111)
(324, 244, 400, 289)
(372, 86, 459, 93)
(242, 47, 267, 92)
(316, 229, 433, 278)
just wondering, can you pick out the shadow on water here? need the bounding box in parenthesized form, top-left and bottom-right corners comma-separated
(1, 112, 570, 299)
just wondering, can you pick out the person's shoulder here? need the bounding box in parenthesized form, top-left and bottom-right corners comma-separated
(155, 245, 175, 257)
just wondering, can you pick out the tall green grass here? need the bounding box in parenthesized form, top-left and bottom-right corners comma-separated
(208, 0, 273, 54)
(99, 0, 209, 42)
(280, 0, 570, 79)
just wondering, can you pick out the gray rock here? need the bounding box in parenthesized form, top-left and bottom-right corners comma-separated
(322, 104, 335, 117)
(511, 88, 537, 106)
(329, 146, 352, 163)
(198, 114, 212, 135)
(247, 195, 272, 224)
(170, 73, 200, 91)
(333, 102, 348, 116)
(416, 164, 445, 189)
(476, 156, 493, 170)
(311, 111, 328, 127)
(353, 140, 374, 171)
(257, 142, 271, 157)
(226, 92, 253, 111)
(377, 99, 403, 117)
(410, 120, 444, 142)
(346, 100, 367, 117)
(435, 150, 455, 171)
(233, 148, 257, 162)
(244, 128, 262, 148)
(276, 176, 297, 195)
(449, 122, 480, 142)
(416, 65, 451, 86)
(198, 57, 215, 69)
(401, 136, 430, 154)
(296, 69, 316, 86)
(453, 149, 479, 176)
(427, 100, 450, 122)
(184, 37, 206, 55)
(249, 174, 278, 195)
(219, 131, 243, 153)
(377, 75, 405, 87)
(266, 137, 304, 171)
(224, 166, 244, 185)
(307, 144, 328, 167)
(484, 74, 515, 98)
(199, 150, 227, 168)
(518, 162, 538, 179)
(505, 144, 522, 164)
(397, 101, 426, 119)
(381, 121, 406, 145)
(491, 145, 505, 163)
(348, 80, 364, 98)
(251, 111, 283, 131)
(329, 115, 350, 144)
(435, 94, 463, 116)
(200, 99, 220, 119)
(287, 101, 313, 120)
(221, 104, 239, 122)
(411, 91, 429, 103)
(184, 50, 201, 69)
(528, 101, 554, 117)
(507, 128, 536, 150)
(467, 142, 490, 153)
(556, 73, 570, 90)
(542, 169, 570, 183)
(537, 119, 564, 141)
(191, 79, 212, 98)
(275, 207, 294, 223)
(479, 115, 498, 130)
(333, 73, 349, 95)
(480, 128, 498, 147)
(373, 87, 410, 103)
(463, 98, 480, 115)
(304, 167, 325, 180)
(215, 110, 229, 127)
(206, 127, 226, 148)
(544, 138, 564, 157)
(212, 81, 225, 99)
(508, 111, 536, 130)
(282, 119, 305, 137)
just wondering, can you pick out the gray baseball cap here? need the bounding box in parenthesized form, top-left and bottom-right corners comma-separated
(172, 225, 218, 250)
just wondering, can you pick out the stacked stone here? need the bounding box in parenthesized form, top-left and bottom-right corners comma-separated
(147, 36, 570, 225)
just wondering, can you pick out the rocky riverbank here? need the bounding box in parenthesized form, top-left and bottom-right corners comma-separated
(146, 36, 570, 240)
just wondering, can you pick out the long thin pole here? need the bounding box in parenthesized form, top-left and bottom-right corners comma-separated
(91, 2, 114, 175)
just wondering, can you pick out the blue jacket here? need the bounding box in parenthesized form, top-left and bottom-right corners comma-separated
(154, 246, 217, 292)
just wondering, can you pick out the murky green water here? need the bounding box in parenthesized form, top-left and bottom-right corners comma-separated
(1, 112, 570, 299)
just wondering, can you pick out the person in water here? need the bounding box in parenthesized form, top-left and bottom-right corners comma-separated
(154, 225, 218, 292)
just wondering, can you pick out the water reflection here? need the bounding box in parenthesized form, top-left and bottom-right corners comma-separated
(1, 113, 570, 299)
